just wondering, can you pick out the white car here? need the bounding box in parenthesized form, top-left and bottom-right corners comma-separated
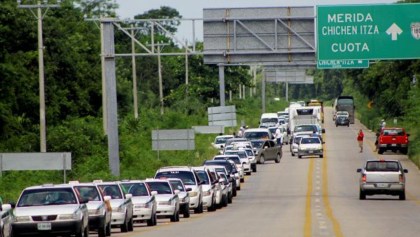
(144, 179, 180, 222)
(95, 181, 134, 232)
(241, 148, 257, 172)
(119, 180, 158, 226)
(12, 184, 89, 237)
(167, 178, 191, 218)
(192, 166, 220, 211)
(224, 150, 251, 175)
(0, 203, 13, 237)
(205, 165, 233, 204)
(290, 134, 311, 156)
(298, 137, 324, 158)
(154, 166, 204, 214)
(212, 135, 234, 150)
(213, 155, 245, 183)
(71, 182, 112, 237)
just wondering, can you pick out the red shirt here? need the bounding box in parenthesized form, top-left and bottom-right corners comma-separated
(357, 131, 364, 141)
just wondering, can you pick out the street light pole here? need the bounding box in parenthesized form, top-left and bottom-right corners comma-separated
(17, 0, 61, 152)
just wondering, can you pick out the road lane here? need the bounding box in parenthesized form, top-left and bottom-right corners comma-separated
(109, 107, 420, 237)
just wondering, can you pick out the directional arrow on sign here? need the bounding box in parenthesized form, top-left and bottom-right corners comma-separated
(386, 23, 403, 41)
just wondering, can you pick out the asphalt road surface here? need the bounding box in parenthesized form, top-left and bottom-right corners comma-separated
(110, 107, 420, 237)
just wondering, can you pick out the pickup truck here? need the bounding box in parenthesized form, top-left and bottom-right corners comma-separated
(251, 140, 282, 164)
(377, 127, 409, 154)
(357, 159, 408, 200)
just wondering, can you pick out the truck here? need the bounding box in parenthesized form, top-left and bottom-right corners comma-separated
(377, 127, 409, 154)
(250, 140, 282, 164)
(288, 106, 322, 136)
(357, 159, 408, 200)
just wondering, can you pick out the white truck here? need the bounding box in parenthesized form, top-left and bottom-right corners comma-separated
(288, 106, 322, 136)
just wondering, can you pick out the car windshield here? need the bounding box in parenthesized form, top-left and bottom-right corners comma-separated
(97, 185, 123, 199)
(169, 180, 185, 192)
(261, 118, 278, 123)
(195, 170, 210, 185)
(244, 131, 270, 140)
(294, 137, 304, 144)
(224, 151, 247, 159)
(146, 182, 173, 194)
(155, 171, 196, 185)
(366, 161, 400, 172)
(382, 129, 404, 136)
(215, 168, 227, 175)
(245, 149, 254, 156)
(268, 128, 277, 134)
(250, 140, 265, 149)
(301, 137, 321, 144)
(18, 188, 78, 207)
(294, 125, 316, 133)
(74, 186, 100, 201)
(203, 161, 233, 173)
(121, 183, 149, 196)
(214, 156, 241, 165)
(215, 136, 231, 144)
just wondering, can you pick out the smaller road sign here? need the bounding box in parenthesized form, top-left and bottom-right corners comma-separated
(317, 59, 369, 69)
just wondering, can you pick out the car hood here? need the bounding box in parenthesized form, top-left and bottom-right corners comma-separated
(109, 199, 127, 208)
(15, 204, 81, 216)
(155, 194, 175, 202)
(131, 196, 152, 204)
(86, 201, 104, 210)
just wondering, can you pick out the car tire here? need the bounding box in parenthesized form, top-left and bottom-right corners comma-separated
(228, 192, 233, 203)
(208, 198, 216, 212)
(106, 222, 111, 236)
(147, 215, 154, 226)
(275, 154, 281, 163)
(98, 218, 107, 237)
(120, 214, 129, 232)
(359, 190, 366, 200)
(291, 152, 295, 157)
(247, 171, 252, 175)
(183, 205, 190, 218)
(222, 195, 228, 207)
(84, 225, 89, 237)
(128, 217, 134, 231)
(232, 183, 237, 197)
(240, 178, 244, 183)
(259, 155, 265, 164)
(298, 155, 302, 159)
(401, 148, 408, 155)
(252, 165, 257, 172)
(237, 184, 241, 190)
(399, 191, 406, 200)
(170, 210, 179, 222)
(320, 155, 323, 158)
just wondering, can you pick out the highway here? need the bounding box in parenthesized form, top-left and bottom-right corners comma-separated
(111, 107, 420, 237)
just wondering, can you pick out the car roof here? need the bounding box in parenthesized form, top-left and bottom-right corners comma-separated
(157, 166, 193, 172)
(24, 183, 74, 190)
(245, 128, 270, 132)
(216, 135, 234, 139)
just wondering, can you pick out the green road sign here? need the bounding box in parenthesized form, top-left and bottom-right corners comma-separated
(317, 4, 420, 60)
(317, 59, 369, 69)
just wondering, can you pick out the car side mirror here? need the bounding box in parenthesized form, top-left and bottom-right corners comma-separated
(403, 169, 408, 173)
(185, 188, 192, 192)
(9, 202, 16, 209)
(151, 191, 158, 196)
(125, 194, 133, 199)
(174, 190, 180, 195)
(1, 204, 11, 212)
(356, 168, 362, 173)
(80, 198, 90, 204)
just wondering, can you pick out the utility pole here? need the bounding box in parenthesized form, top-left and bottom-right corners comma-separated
(185, 40, 189, 95)
(131, 24, 139, 119)
(17, 0, 61, 152)
(148, 42, 169, 115)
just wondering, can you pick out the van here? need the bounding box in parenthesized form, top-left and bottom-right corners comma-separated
(259, 113, 279, 127)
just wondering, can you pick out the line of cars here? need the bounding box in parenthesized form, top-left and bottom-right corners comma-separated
(6, 156, 256, 237)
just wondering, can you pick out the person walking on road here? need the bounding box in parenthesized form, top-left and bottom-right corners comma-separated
(357, 129, 364, 153)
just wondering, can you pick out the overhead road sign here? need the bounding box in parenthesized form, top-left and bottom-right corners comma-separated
(317, 3, 420, 60)
(203, 7, 316, 65)
(208, 106, 237, 127)
(317, 59, 369, 69)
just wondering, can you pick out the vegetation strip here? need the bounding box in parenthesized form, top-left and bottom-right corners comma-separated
(304, 158, 314, 237)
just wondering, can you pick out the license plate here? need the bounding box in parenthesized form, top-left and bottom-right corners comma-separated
(308, 150, 314, 154)
(37, 223, 51, 230)
(391, 144, 397, 147)
(376, 183, 388, 188)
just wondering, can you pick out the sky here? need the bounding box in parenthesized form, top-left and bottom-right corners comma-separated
(115, 0, 397, 43)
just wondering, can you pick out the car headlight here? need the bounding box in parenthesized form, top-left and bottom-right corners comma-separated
(203, 190, 211, 196)
(15, 216, 31, 222)
(189, 191, 198, 197)
(59, 212, 80, 220)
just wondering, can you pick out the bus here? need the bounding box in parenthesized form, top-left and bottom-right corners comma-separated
(334, 96, 355, 124)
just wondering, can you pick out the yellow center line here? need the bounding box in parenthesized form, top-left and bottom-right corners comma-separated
(304, 158, 314, 237)
(322, 147, 344, 237)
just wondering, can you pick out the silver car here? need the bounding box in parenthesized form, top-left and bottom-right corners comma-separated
(12, 184, 89, 237)
(167, 178, 191, 218)
(144, 179, 180, 222)
(357, 159, 408, 200)
(0, 203, 13, 237)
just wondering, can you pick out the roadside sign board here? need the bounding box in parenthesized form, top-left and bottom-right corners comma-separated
(208, 106, 237, 127)
(0, 153, 71, 171)
(317, 4, 420, 60)
(317, 59, 369, 69)
(152, 129, 195, 151)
